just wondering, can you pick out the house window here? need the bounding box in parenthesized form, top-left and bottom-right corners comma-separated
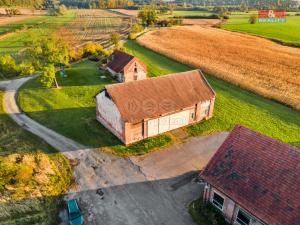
(212, 192, 224, 210)
(134, 67, 138, 73)
(236, 210, 251, 225)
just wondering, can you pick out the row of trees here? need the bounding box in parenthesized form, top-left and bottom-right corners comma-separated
(0, 0, 135, 9)
(0, 0, 44, 7)
(175, 0, 299, 9)
(59, 0, 134, 9)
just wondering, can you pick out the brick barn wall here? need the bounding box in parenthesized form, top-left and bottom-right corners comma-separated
(124, 122, 144, 145)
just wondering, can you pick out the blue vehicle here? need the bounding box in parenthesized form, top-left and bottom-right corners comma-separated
(67, 199, 84, 225)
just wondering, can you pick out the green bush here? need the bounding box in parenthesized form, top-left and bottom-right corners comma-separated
(128, 32, 137, 40)
(189, 199, 229, 225)
(0, 55, 19, 78)
(131, 23, 143, 34)
(81, 42, 105, 57)
(249, 14, 257, 24)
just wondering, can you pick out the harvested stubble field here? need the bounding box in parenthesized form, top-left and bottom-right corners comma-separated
(111, 9, 138, 17)
(137, 26, 300, 109)
(182, 19, 221, 26)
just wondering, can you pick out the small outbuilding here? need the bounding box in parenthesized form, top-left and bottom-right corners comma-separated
(95, 70, 215, 145)
(200, 125, 300, 225)
(106, 50, 147, 82)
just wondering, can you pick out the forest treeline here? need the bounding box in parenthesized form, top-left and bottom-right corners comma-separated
(0, 0, 299, 9)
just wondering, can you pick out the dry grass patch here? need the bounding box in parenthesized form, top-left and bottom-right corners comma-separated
(111, 9, 138, 16)
(137, 26, 300, 109)
(182, 19, 221, 26)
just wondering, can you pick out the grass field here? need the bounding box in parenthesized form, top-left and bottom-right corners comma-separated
(18, 60, 171, 156)
(18, 41, 300, 152)
(0, 16, 50, 35)
(0, 11, 75, 54)
(162, 10, 213, 18)
(0, 90, 72, 224)
(222, 12, 300, 45)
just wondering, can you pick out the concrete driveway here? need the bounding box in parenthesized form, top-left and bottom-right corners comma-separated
(130, 132, 228, 180)
(62, 133, 228, 225)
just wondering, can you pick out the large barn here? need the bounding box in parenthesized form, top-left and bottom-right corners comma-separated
(95, 70, 215, 145)
(201, 125, 300, 225)
(106, 50, 147, 82)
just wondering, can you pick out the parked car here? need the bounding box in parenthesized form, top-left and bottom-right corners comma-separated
(67, 199, 84, 225)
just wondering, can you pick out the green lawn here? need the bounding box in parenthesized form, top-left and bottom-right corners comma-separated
(18, 60, 172, 155)
(18, 41, 300, 154)
(0, 90, 72, 224)
(159, 10, 213, 19)
(0, 11, 75, 54)
(0, 16, 51, 35)
(222, 12, 300, 45)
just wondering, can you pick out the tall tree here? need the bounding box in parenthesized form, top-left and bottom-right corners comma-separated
(24, 36, 70, 88)
(44, 0, 60, 9)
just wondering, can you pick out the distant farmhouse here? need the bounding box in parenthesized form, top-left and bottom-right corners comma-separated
(200, 125, 300, 225)
(95, 70, 215, 145)
(106, 50, 147, 82)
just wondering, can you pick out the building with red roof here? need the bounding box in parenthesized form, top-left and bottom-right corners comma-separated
(95, 70, 215, 145)
(200, 125, 300, 225)
(106, 50, 147, 82)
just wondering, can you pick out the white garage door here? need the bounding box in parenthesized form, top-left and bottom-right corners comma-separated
(159, 115, 170, 134)
(148, 110, 190, 137)
(169, 110, 190, 130)
(148, 118, 159, 137)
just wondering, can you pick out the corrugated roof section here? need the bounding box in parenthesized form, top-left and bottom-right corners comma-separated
(201, 125, 300, 225)
(105, 70, 215, 123)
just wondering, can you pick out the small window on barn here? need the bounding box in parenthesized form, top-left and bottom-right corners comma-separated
(236, 209, 251, 225)
(191, 112, 195, 119)
(212, 192, 224, 211)
(134, 66, 138, 73)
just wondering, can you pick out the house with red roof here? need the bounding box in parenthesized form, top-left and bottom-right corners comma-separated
(200, 125, 300, 225)
(106, 50, 147, 82)
(95, 70, 215, 145)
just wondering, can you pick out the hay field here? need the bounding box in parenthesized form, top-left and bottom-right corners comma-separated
(137, 26, 300, 109)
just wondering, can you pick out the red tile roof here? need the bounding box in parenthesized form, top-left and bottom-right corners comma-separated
(201, 125, 300, 225)
(107, 50, 146, 73)
(105, 70, 215, 123)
